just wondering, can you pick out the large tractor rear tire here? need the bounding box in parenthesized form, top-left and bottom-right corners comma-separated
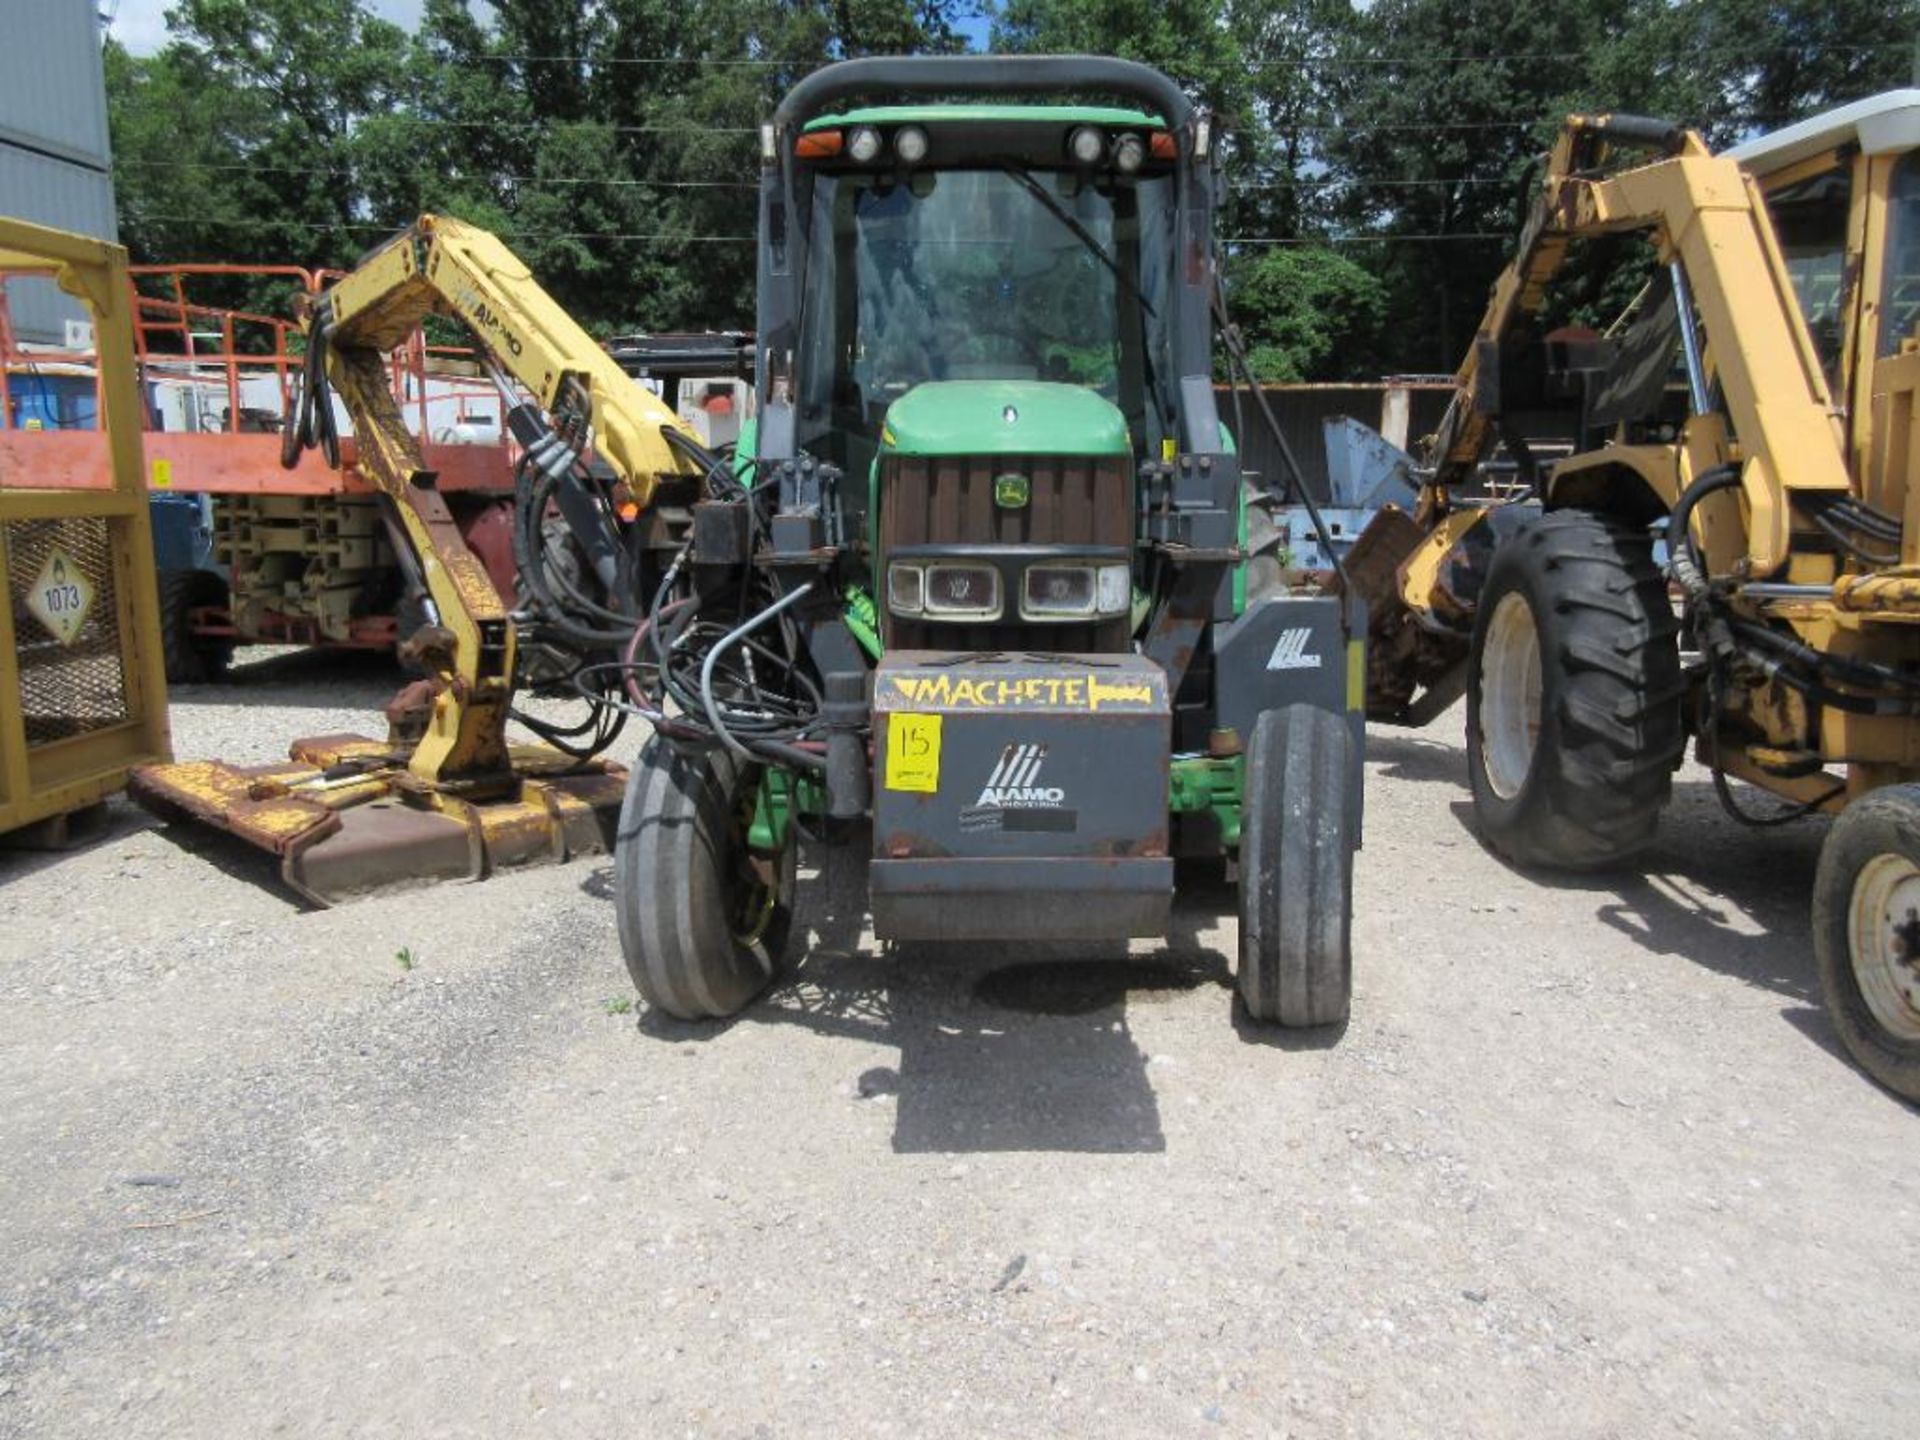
(1812, 786, 1920, 1103)
(615, 736, 797, 1020)
(1466, 509, 1681, 870)
(1238, 704, 1355, 1027)
(1243, 480, 1288, 603)
(157, 570, 232, 684)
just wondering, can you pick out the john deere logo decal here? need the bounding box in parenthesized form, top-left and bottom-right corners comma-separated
(994, 473, 1030, 508)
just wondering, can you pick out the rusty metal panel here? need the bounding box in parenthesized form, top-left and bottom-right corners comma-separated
(870, 856, 1173, 940)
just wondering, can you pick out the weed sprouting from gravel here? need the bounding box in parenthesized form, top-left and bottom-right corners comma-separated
(395, 947, 416, 972)
(602, 996, 632, 1016)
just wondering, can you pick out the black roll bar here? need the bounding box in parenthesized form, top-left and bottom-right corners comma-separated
(770, 55, 1196, 136)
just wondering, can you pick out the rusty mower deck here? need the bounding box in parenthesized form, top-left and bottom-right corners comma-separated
(130, 736, 625, 905)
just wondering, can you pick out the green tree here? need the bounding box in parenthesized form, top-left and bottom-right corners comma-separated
(1223, 0, 1349, 242)
(992, 0, 1248, 120)
(1320, 0, 1636, 370)
(1589, 0, 1920, 143)
(1226, 245, 1389, 381)
(109, 0, 410, 269)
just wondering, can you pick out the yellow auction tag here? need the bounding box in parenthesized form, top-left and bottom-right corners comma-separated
(151, 458, 172, 489)
(885, 712, 942, 793)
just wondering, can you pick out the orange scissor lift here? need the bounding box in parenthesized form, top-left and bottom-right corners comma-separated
(0, 263, 520, 678)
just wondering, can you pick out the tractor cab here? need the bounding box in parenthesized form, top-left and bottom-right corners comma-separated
(753, 62, 1232, 660)
(784, 101, 1179, 656)
(1727, 90, 1920, 512)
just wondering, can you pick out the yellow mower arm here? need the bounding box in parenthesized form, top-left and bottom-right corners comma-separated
(313, 214, 698, 784)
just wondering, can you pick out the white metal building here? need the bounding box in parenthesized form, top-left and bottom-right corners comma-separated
(0, 0, 118, 344)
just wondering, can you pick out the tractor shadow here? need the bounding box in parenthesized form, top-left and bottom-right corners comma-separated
(1441, 776, 1843, 1062)
(615, 838, 1240, 1155)
(1366, 731, 1470, 788)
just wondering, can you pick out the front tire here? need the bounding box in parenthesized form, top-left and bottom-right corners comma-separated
(1812, 787, 1920, 1102)
(1466, 509, 1681, 870)
(1237, 704, 1355, 1027)
(615, 737, 797, 1020)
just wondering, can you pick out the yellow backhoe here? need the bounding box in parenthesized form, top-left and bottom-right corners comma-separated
(1350, 93, 1920, 1100)
(131, 215, 704, 903)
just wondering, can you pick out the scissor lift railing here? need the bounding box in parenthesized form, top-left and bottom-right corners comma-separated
(1, 263, 513, 491)
(0, 218, 169, 838)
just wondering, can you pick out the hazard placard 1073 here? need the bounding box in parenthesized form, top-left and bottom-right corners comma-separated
(25, 548, 95, 647)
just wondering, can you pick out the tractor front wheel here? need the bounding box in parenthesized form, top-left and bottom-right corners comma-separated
(1237, 704, 1355, 1027)
(615, 737, 797, 1020)
(1813, 786, 1920, 1103)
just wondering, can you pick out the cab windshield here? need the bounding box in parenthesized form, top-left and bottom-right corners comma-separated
(796, 166, 1174, 469)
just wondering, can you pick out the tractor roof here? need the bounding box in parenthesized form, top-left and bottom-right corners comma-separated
(1727, 89, 1920, 174)
(803, 104, 1166, 132)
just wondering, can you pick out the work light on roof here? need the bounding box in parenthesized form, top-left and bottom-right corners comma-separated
(1068, 125, 1106, 166)
(894, 125, 929, 164)
(847, 125, 884, 163)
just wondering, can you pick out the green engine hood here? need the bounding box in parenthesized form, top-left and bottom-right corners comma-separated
(880, 381, 1130, 458)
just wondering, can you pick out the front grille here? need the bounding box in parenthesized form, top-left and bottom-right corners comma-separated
(6, 516, 130, 746)
(880, 452, 1132, 652)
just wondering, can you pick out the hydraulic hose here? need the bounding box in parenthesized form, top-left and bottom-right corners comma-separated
(1664, 463, 1741, 605)
(279, 322, 340, 470)
(700, 582, 818, 759)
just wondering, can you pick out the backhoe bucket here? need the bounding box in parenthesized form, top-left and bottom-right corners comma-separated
(130, 734, 627, 906)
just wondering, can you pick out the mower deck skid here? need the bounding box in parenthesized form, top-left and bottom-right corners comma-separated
(130, 735, 627, 906)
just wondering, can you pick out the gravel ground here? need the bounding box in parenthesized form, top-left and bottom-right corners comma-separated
(1, 646, 1916, 1438)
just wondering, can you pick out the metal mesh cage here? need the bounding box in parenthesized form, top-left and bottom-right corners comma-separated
(6, 516, 129, 746)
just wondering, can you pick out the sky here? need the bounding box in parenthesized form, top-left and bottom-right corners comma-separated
(101, 1, 986, 55)
(104, 1, 453, 55)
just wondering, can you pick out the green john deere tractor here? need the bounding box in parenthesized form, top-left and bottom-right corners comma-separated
(614, 56, 1364, 1028)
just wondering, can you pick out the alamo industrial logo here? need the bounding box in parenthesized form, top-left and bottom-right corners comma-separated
(1266, 627, 1323, 670)
(977, 743, 1066, 808)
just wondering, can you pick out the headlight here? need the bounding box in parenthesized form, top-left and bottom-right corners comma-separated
(888, 561, 1002, 620)
(1113, 133, 1145, 173)
(1021, 562, 1132, 621)
(888, 562, 923, 615)
(847, 125, 883, 164)
(923, 563, 1001, 619)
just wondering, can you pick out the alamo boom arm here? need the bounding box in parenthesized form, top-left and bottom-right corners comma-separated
(131, 215, 702, 903)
